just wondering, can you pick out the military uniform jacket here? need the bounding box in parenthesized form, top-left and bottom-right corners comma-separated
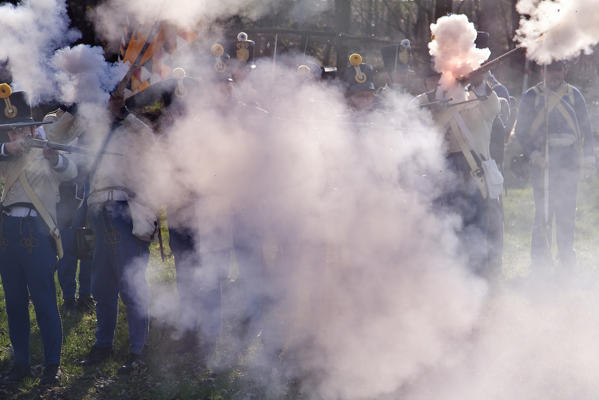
(0, 150, 77, 221)
(515, 82, 594, 159)
(88, 114, 157, 240)
(417, 87, 500, 161)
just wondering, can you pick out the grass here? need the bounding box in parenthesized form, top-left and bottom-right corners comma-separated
(0, 180, 599, 399)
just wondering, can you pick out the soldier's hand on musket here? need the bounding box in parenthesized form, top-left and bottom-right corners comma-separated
(470, 72, 492, 99)
(43, 146, 59, 166)
(468, 71, 485, 87)
(5, 126, 30, 156)
(4, 139, 25, 156)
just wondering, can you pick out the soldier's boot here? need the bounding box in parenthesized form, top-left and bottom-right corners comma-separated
(77, 295, 95, 313)
(39, 364, 60, 386)
(1, 364, 31, 385)
(80, 345, 112, 366)
(117, 353, 144, 375)
(62, 298, 78, 313)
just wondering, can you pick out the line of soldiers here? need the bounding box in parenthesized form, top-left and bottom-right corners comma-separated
(0, 29, 593, 387)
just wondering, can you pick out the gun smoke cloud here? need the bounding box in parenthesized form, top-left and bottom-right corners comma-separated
(83, 3, 599, 399)
(91, 0, 332, 45)
(516, 0, 599, 64)
(127, 58, 489, 398)
(429, 14, 490, 92)
(0, 0, 79, 104)
(404, 274, 599, 400)
(3, 0, 599, 398)
(51, 44, 128, 106)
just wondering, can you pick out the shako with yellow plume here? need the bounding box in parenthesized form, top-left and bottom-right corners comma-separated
(340, 53, 376, 97)
(0, 84, 52, 130)
(230, 32, 255, 66)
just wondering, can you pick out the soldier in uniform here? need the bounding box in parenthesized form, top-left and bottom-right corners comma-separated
(515, 60, 594, 269)
(229, 32, 255, 84)
(416, 59, 501, 277)
(380, 39, 416, 94)
(340, 53, 377, 112)
(164, 57, 233, 359)
(0, 85, 77, 385)
(45, 108, 94, 312)
(80, 94, 157, 374)
(475, 31, 512, 275)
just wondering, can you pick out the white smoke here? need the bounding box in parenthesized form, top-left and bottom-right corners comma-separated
(429, 14, 490, 91)
(51, 44, 128, 105)
(516, 0, 599, 64)
(403, 273, 599, 400)
(0, 0, 80, 104)
(76, 2, 599, 400)
(91, 0, 321, 45)
(130, 57, 489, 398)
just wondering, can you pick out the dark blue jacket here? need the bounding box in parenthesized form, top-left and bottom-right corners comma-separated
(515, 82, 593, 158)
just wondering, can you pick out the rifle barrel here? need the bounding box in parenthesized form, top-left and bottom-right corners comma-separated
(459, 47, 524, 83)
(24, 137, 123, 156)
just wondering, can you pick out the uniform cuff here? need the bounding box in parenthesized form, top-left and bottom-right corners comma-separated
(53, 154, 69, 172)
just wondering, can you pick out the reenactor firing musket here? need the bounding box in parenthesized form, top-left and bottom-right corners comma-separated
(419, 47, 523, 110)
(23, 136, 123, 156)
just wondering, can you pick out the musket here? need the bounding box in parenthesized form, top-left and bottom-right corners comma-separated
(419, 98, 453, 108)
(419, 97, 486, 109)
(23, 137, 124, 156)
(457, 47, 524, 85)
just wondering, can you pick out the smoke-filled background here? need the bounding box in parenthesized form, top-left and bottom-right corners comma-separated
(1, 0, 599, 399)
(515, 0, 599, 64)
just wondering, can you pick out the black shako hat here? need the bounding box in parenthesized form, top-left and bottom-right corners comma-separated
(545, 60, 567, 71)
(297, 62, 323, 80)
(340, 53, 376, 96)
(230, 32, 255, 68)
(125, 68, 200, 112)
(381, 39, 412, 73)
(0, 84, 52, 130)
(209, 43, 233, 82)
(475, 31, 490, 49)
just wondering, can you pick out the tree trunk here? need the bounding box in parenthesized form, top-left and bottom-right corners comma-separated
(434, 0, 452, 20)
(335, 0, 352, 69)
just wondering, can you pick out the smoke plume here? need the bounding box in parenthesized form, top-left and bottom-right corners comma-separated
(429, 14, 490, 91)
(58, 1, 599, 399)
(516, 0, 599, 64)
(127, 57, 490, 398)
(91, 0, 325, 45)
(403, 273, 599, 400)
(0, 0, 80, 104)
(51, 44, 128, 105)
